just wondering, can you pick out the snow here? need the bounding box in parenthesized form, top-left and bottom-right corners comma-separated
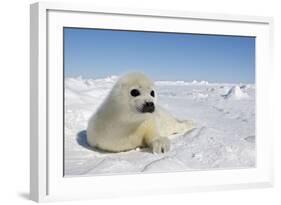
(64, 76, 255, 176)
(155, 80, 209, 86)
(223, 86, 249, 100)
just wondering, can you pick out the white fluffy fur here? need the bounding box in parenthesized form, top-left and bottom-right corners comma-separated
(87, 72, 195, 153)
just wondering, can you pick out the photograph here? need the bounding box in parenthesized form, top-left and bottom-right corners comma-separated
(63, 27, 256, 177)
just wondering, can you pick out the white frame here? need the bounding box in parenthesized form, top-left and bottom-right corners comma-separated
(30, 1, 274, 202)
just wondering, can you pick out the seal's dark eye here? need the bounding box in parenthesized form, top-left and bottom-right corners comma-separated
(130, 89, 140, 97)
(150, 90, 155, 97)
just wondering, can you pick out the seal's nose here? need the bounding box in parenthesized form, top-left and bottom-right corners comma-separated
(142, 101, 155, 113)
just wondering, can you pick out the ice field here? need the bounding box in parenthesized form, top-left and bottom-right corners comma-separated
(64, 76, 255, 176)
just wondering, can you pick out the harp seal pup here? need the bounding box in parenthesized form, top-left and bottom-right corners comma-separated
(87, 72, 195, 154)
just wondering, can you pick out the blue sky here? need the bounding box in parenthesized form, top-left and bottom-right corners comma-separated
(64, 28, 255, 83)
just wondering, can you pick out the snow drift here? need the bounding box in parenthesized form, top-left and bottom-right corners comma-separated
(223, 86, 249, 100)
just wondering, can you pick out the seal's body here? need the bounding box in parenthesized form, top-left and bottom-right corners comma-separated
(87, 72, 194, 153)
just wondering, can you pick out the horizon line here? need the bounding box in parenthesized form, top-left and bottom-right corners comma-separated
(64, 74, 255, 84)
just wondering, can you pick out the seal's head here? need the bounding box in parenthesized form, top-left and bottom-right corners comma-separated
(111, 72, 157, 118)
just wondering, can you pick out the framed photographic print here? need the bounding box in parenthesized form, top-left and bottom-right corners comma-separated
(30, 1, 274, 202)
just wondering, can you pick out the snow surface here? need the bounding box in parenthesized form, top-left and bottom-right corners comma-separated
(64, 76, 255, 176)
